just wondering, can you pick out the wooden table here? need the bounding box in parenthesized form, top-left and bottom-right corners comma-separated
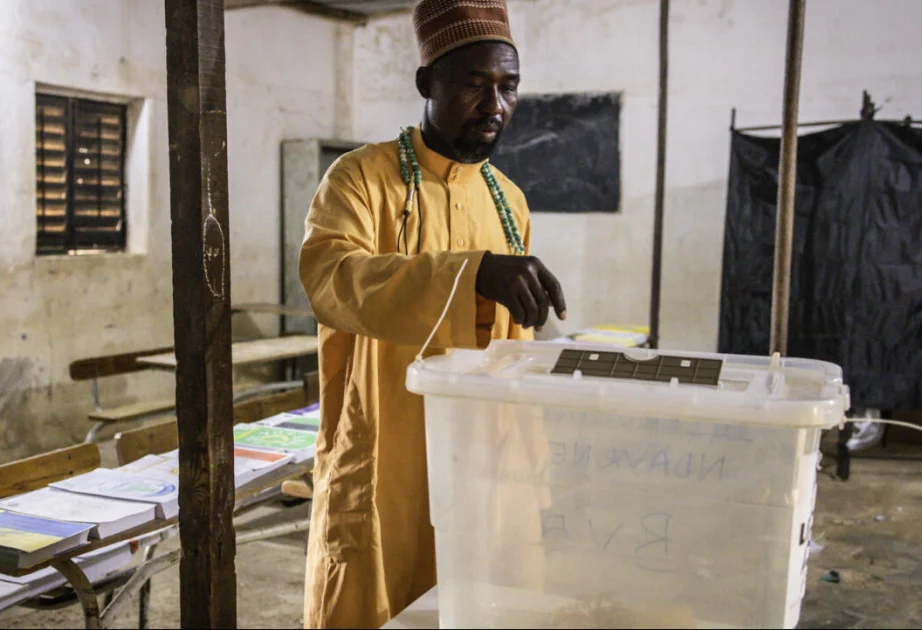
(136, 334, 319, 370)
(0, 461, 314, 629)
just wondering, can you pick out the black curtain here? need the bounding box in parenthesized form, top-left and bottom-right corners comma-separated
(719, 120, 922, 410)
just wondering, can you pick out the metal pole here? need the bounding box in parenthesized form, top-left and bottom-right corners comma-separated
(649, 0, 669, 349)
(770, 0, 806, 356)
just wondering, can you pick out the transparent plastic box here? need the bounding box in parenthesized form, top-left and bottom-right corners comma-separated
(406, 341, 850, 629)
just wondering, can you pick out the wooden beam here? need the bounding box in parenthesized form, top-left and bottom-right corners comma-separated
(164, 0, 237, 627)
(224, 0, 369, 25)
(649, 0, 669, 349)
(770, 0, 806, 356)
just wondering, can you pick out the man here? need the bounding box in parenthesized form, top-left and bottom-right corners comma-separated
(299, 1, 566, 627)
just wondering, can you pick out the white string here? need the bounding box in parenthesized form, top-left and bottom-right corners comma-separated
(844, 417, 922, 436)
(416, 259, 469, 363)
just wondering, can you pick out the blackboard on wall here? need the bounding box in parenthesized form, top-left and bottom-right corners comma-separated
(490, 92, 621, 213)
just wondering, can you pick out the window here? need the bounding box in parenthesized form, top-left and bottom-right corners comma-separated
(35, 94, 127, 255)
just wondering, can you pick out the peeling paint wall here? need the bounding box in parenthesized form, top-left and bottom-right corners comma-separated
(351, 0, 922, 350)
(0, 1, 341, 461)
(5, 0, 921, 461)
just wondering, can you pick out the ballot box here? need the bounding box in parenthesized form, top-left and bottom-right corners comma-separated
(406, 341, 849, 629)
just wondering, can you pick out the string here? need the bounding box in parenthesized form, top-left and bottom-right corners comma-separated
(841, 417, 922, 436)
(415, 259, 469, 363)
(397, 211, 409, 254)
(416, 183, 423, 255)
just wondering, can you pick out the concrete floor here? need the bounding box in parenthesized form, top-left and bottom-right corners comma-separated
(1, 434, 920, 629)
(800, 442, 922, 629)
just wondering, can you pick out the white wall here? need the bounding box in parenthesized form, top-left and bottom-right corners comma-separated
(351, 0, 922, 350)
(4, 0, 921, 459)
(0, 0, 343, 461)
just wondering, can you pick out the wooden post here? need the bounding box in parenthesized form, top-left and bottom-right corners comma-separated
(649, 0, 669, 349)
(770, 0, 806, 356)
(164, 0, 237, 627)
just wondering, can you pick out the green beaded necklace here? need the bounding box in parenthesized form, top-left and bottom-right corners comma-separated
(398, 127, 525, 256)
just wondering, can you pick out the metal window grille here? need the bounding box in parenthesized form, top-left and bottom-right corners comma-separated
(35, 94, 127, 255)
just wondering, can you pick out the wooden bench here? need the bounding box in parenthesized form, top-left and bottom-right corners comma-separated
(0, 381, 320, 629)
(105, 373, 319, 627)
(114, 374, 318, 506)
(135, 335, 319, 370)
(72, 339, 318, 444)
(69, 347, 175, 444)
(0, 443, 155, 626)
(0, 443, 100, 500)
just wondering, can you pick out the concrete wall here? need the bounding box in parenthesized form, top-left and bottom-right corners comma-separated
(4, 0, 921, 460)
(350, 0, 922, 350)
(0, 1, 342, 461)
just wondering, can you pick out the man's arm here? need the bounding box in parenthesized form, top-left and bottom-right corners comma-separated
(299, 159, 487, 349)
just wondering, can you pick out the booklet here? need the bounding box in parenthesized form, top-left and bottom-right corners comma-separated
(0, 510, 92, 569)
(51, 469, 178, 520)
(256, 414, 320, 433)
(122, 448, 294, 489)
(233, 424, 317, 464)
(119, 452, 179, 482)
(256, 403, 321, 433)
(232, 447, 293, 488)
(0, 579, 28, 611)
(0, 488, 156, 539)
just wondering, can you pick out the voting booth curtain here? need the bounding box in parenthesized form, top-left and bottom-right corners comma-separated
(718, 120, 922, 410)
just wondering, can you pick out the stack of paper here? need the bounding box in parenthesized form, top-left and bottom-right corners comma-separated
(232, 447, 293, 488)
(51, 469, 179, 520)
(119, 452, 179, 482)
(0, 510, 93, 569)
(233, 423, 317, 464)
(256, 403, 321, 433)
(122, 448, 294, 489)
(549, 325, 650, 348)
(0, 579, 30, 611)
(74, 542, 133, 584)
(0, 488, 156, 539)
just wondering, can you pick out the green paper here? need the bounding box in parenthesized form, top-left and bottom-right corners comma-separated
(234, 425, 317, 452)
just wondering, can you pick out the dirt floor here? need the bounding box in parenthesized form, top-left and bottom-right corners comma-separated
(799, 436, 922, 629)
(1, 432, 920, 629)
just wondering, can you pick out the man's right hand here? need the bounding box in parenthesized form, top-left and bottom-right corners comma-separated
(475, 252, 567, 330)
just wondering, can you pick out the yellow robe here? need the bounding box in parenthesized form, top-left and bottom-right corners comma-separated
(299, 126, 533, 628)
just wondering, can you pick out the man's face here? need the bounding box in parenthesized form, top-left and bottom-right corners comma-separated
(419, 42, 520, 163)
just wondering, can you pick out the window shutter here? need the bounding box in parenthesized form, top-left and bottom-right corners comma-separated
(35, 94, 70, 254)
(71, 99, 127, 251)
(35, 94, 127, 255)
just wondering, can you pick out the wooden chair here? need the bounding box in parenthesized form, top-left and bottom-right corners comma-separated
(0, 444, 100, 500)
(69, 347, 175, 444)
(113, 419, 177, 467)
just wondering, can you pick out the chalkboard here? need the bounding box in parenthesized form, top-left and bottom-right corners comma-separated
(490, 92, 621, 213)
